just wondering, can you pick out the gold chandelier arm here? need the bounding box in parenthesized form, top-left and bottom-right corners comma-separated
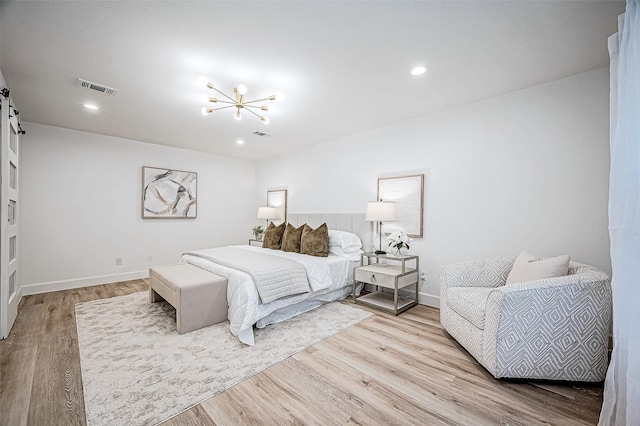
(243, 97, 275, 104)
(206, 105, 237, 112)
(243, 104, 268, 110)
(210, 99, 235, 105)
(211, 87, 236, 103)
(244, 107, 263, 119)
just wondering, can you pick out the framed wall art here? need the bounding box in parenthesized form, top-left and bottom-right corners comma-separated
(142, 166, 197, 219)
(378, 174, 424, 237)
(267, 189, 287, 225)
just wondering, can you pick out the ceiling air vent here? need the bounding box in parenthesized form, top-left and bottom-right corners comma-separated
(77, 78, 118, 96)
(252, 131, 271, 137)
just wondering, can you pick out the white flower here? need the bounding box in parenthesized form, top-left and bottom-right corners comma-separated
(386, 230, 411, 250)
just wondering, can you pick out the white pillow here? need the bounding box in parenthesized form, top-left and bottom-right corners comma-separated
(506, 250, 571, 285)
(329, 245, 363, 262)
(328, 230, 362, 253)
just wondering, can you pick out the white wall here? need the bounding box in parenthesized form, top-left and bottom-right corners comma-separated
(19, 123, 255, 293)
(256, 68, 612, 306)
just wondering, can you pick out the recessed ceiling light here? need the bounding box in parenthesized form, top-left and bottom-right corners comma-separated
(411, 66, 427, 76)
(236, 139, 244, 145)
(83, 103, 99, 110)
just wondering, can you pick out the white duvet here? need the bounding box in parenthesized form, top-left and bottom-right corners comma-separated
(181, 245, 352, 345)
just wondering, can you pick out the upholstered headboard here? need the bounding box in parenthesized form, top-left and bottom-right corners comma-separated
(288, 213, 373, 252)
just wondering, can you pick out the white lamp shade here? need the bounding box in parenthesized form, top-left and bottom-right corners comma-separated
(365, 201, 396, 222)
(257, 206, 279, 220)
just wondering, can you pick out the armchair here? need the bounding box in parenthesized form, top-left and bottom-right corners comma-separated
(440, 256, 611, 381)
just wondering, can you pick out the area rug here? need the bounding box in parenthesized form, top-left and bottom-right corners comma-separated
(75, 291, 371, 426)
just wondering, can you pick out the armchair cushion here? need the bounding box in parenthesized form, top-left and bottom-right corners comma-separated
(506, 250, 570, 285)
(446, 287, 494, 329)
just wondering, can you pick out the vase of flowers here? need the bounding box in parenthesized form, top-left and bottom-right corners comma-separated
(252, 225, 264, 241)
(386, 230, 411, 257)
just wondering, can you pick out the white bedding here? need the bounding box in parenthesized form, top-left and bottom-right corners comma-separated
(181, 245, 354, 345)
(182, 247, 310, 303)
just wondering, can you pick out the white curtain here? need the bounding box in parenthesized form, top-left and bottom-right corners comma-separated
(600, 1, 640, 425)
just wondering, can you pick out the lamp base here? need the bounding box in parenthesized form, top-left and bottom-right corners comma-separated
(374, 250, 387, 255)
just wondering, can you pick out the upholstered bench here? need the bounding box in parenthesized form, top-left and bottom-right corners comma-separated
(149, 263, 228, 334)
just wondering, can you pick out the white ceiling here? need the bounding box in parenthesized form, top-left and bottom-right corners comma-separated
(0, 1, 624, 161)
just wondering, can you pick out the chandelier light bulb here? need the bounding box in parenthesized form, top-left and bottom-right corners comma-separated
(234, 110, 242, 120)
(201, 94, 209, 103)
(236, 139, 244, 145)
(274, 92, 284, 101)
(201, 107, 209, 116)
(237, 84, 247, 95)
(261, 116, 270, 125)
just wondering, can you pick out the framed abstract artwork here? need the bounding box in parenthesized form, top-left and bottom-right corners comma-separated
(378, 174, 424, 238)
(142, 166, 197, 219)
(267, 189, 287, 225)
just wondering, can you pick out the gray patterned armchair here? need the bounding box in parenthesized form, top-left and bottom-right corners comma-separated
(440, 256, 611, 381)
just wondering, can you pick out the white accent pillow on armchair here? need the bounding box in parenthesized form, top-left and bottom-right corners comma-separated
(506, 250, 570, 285)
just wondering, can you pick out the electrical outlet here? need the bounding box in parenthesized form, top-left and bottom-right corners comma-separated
(147, 254, 153, 262)
(420, 272, 426, 281)
(115, 257, 123, 266)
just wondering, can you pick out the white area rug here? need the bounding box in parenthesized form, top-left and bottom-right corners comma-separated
(75, 291, 371, 426)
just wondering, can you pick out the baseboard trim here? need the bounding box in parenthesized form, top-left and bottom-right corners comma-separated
(15, 286, 23, 307)
(418, 292, 440, 308)
(20, 270, 149, 296)
(9, 285, 23, 305)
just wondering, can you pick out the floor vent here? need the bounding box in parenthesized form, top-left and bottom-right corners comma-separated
(252, 131, 271, 137)
(77, 78, 118, 96)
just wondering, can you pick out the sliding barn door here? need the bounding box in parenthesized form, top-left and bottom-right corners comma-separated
(0, 93, 20, 339)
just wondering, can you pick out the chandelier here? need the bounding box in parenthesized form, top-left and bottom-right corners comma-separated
(198, 76, 281, 124)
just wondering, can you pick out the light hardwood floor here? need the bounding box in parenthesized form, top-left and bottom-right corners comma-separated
(0, 281, 603, 425)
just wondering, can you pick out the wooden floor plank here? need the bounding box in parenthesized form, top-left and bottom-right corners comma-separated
(294, 345, 459, 425)
(259, 357, 363, 423)
(1, 280, 604, 425)
(0, 345, 37, 426)
(161, 404, 217, 426)
(42, 292, 76, 334)
(317, 330, 502, 426)
(1, 303, 45, 350)
(28, 329, 86, 426)
(202, 378, 307, 426)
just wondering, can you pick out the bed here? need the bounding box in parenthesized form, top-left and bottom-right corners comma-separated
(181, 213, 372, 345)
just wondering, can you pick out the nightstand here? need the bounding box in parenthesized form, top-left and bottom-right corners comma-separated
(248, 239, 263, 247)
(353, 252, 419, 315)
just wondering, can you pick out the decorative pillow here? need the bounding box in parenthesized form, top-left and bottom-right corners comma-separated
(300, 223, 329, 257)
(328, 230, 363, 253)
(281, 223, 305, 253)
(506, 250, 571, 285)
(329, 245, 363, 262)
(262, 222, 286, 250)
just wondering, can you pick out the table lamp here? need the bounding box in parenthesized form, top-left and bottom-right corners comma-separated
(365, 201, 397, 254)
(257, 206, 279, 227)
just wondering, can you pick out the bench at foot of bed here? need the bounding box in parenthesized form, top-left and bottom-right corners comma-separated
(149, 263, 228, 334)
